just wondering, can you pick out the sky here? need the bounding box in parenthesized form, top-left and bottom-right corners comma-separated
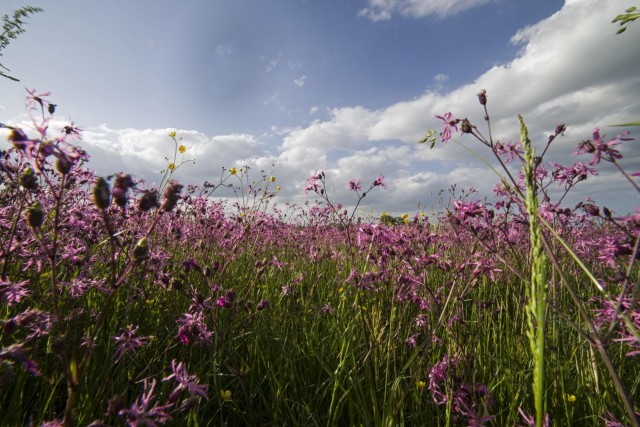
(1, 0, 639, 217)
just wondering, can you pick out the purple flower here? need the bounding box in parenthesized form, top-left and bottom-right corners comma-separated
(372, 175, 386, 188)
(176, 310, 213, 346)
(435, 112, 459, 143)
(119, 379, 173, 426)
(304, 171, 323, 194)
(112, 324, 151, 363)
(348, 178, 363, 192)
(575, 128, 632, 165)
(162, 359, 208, 402)
(0, 343, 40, 376)
(0, 277, 30, 306)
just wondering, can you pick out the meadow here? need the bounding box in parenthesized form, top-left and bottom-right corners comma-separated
(0, 89, 638, 426)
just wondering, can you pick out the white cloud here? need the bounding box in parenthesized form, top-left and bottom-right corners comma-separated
(6, 0, 636, 217)
(358, 0, 494, 21)
(216, 44, 233, 56)
(294, 76, 307, 87)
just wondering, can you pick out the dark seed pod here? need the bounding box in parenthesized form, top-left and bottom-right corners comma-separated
(26, 201, 44, 228)
(131, 238, 149, 263)
(19, 168, 38, 190)
(92, 177, 111, 210)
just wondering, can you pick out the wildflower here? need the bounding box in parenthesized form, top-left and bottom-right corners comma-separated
(269, 175, 276, 182)
(0, 343, 40, 376)
(416, 380, 427, 390)
(435, 112, 459, 143)
(373, 175, 386, 188)
(348, 178, 362, 192)
(119, 379, 173, 426)
(220, 389, 232, 401)
(0, 278, 31, 306)
(178, 145, 186, 153)
(162, 359, 208, 401)
(276, 185, 281, 191)
(112, 324, 151, 363)
(229, 167, 237, 175)
(566, 394, 576, 403)
(574, 128, 632, 165)
(169, 131, 176, 138)
(304, 171, 323, 194)
(113, 173, 135, 209)
(257, 299, 270, 311)
(167, 163, 176, 171)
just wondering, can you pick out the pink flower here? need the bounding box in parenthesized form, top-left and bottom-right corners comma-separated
(435, 112, 459, 143)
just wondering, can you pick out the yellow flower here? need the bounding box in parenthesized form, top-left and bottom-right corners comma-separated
(566, 394, 576, 403)
(168, 163, 176, 171)
(276, 185, 281, 191)
(229, 167, 237, 175)
(220, 389, 232, 401)
(168, 131, 176, 138)
(416, 380, 426, 390)
(269, 176, 276, 182)
(178, 145, 186, 153)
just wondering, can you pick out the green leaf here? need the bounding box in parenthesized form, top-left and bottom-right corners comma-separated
(609, 121, 640, 127)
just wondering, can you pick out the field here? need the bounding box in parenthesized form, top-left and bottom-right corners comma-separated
(1, 91, 639, 426)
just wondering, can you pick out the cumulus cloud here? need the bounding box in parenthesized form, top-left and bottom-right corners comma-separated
(358, 0, 494, 21)
(3, 0, 637, 217)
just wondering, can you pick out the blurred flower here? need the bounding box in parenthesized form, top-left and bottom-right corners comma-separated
(169, 131, 176, 138)
(373, 175, 386, 188)
(229, 167, 237, 175)
(178, 145, 186, 153)
(112, 324, 151, 363)
(162, 359, 208, 401)
(220, 389, 232, 401)
(348, 178, 362, 192)
(566, 394, 576, 403)
(0, 278, 31, 306)
(119, 379, 173, 426)
(416, 380, 426, 390)
(167, 163, 176, 171)
(269, 176, 276, 182)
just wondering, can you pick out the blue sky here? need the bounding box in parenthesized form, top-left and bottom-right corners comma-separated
(1, 0, 639, 216)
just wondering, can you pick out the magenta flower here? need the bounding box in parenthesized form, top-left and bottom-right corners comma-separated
(348, 178, 363, 192)
(373, 175, 386, 188)
(304, 171, 323, 194)
(112, 324, 151, 363)
(162, 359, 208, 402)
(0, 278, 30, 306)
(119, 379, 173, 426)
(435, 112, 459, 143)
(575, 128, 632, 165)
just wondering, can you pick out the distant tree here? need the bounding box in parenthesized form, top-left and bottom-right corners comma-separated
(612, 6, 638, 34)
(0, 5, 42, 81)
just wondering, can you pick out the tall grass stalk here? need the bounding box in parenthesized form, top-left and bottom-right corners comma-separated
(520, 115, 548, 427)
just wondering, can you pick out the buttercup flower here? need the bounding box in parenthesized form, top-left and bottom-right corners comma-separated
(178, 145, 186, 153)
(220, 389, 232, 401)
(169, 131, 176, 138)
(229, 167, 237, 175)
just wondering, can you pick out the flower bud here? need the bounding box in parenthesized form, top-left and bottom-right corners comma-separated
(137, 189, 159, 212)
(26, 201, 44, 228)
(131, 237, 149, 263)
(19, 168, 38, 190)
(161, 180, 183, 212)
(55, 156, 72, 175)
(460, 119, 473, 134)
(93, 177, 111, 210)
(582, 204, 600, 216)
(476, 89, 487, 106)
